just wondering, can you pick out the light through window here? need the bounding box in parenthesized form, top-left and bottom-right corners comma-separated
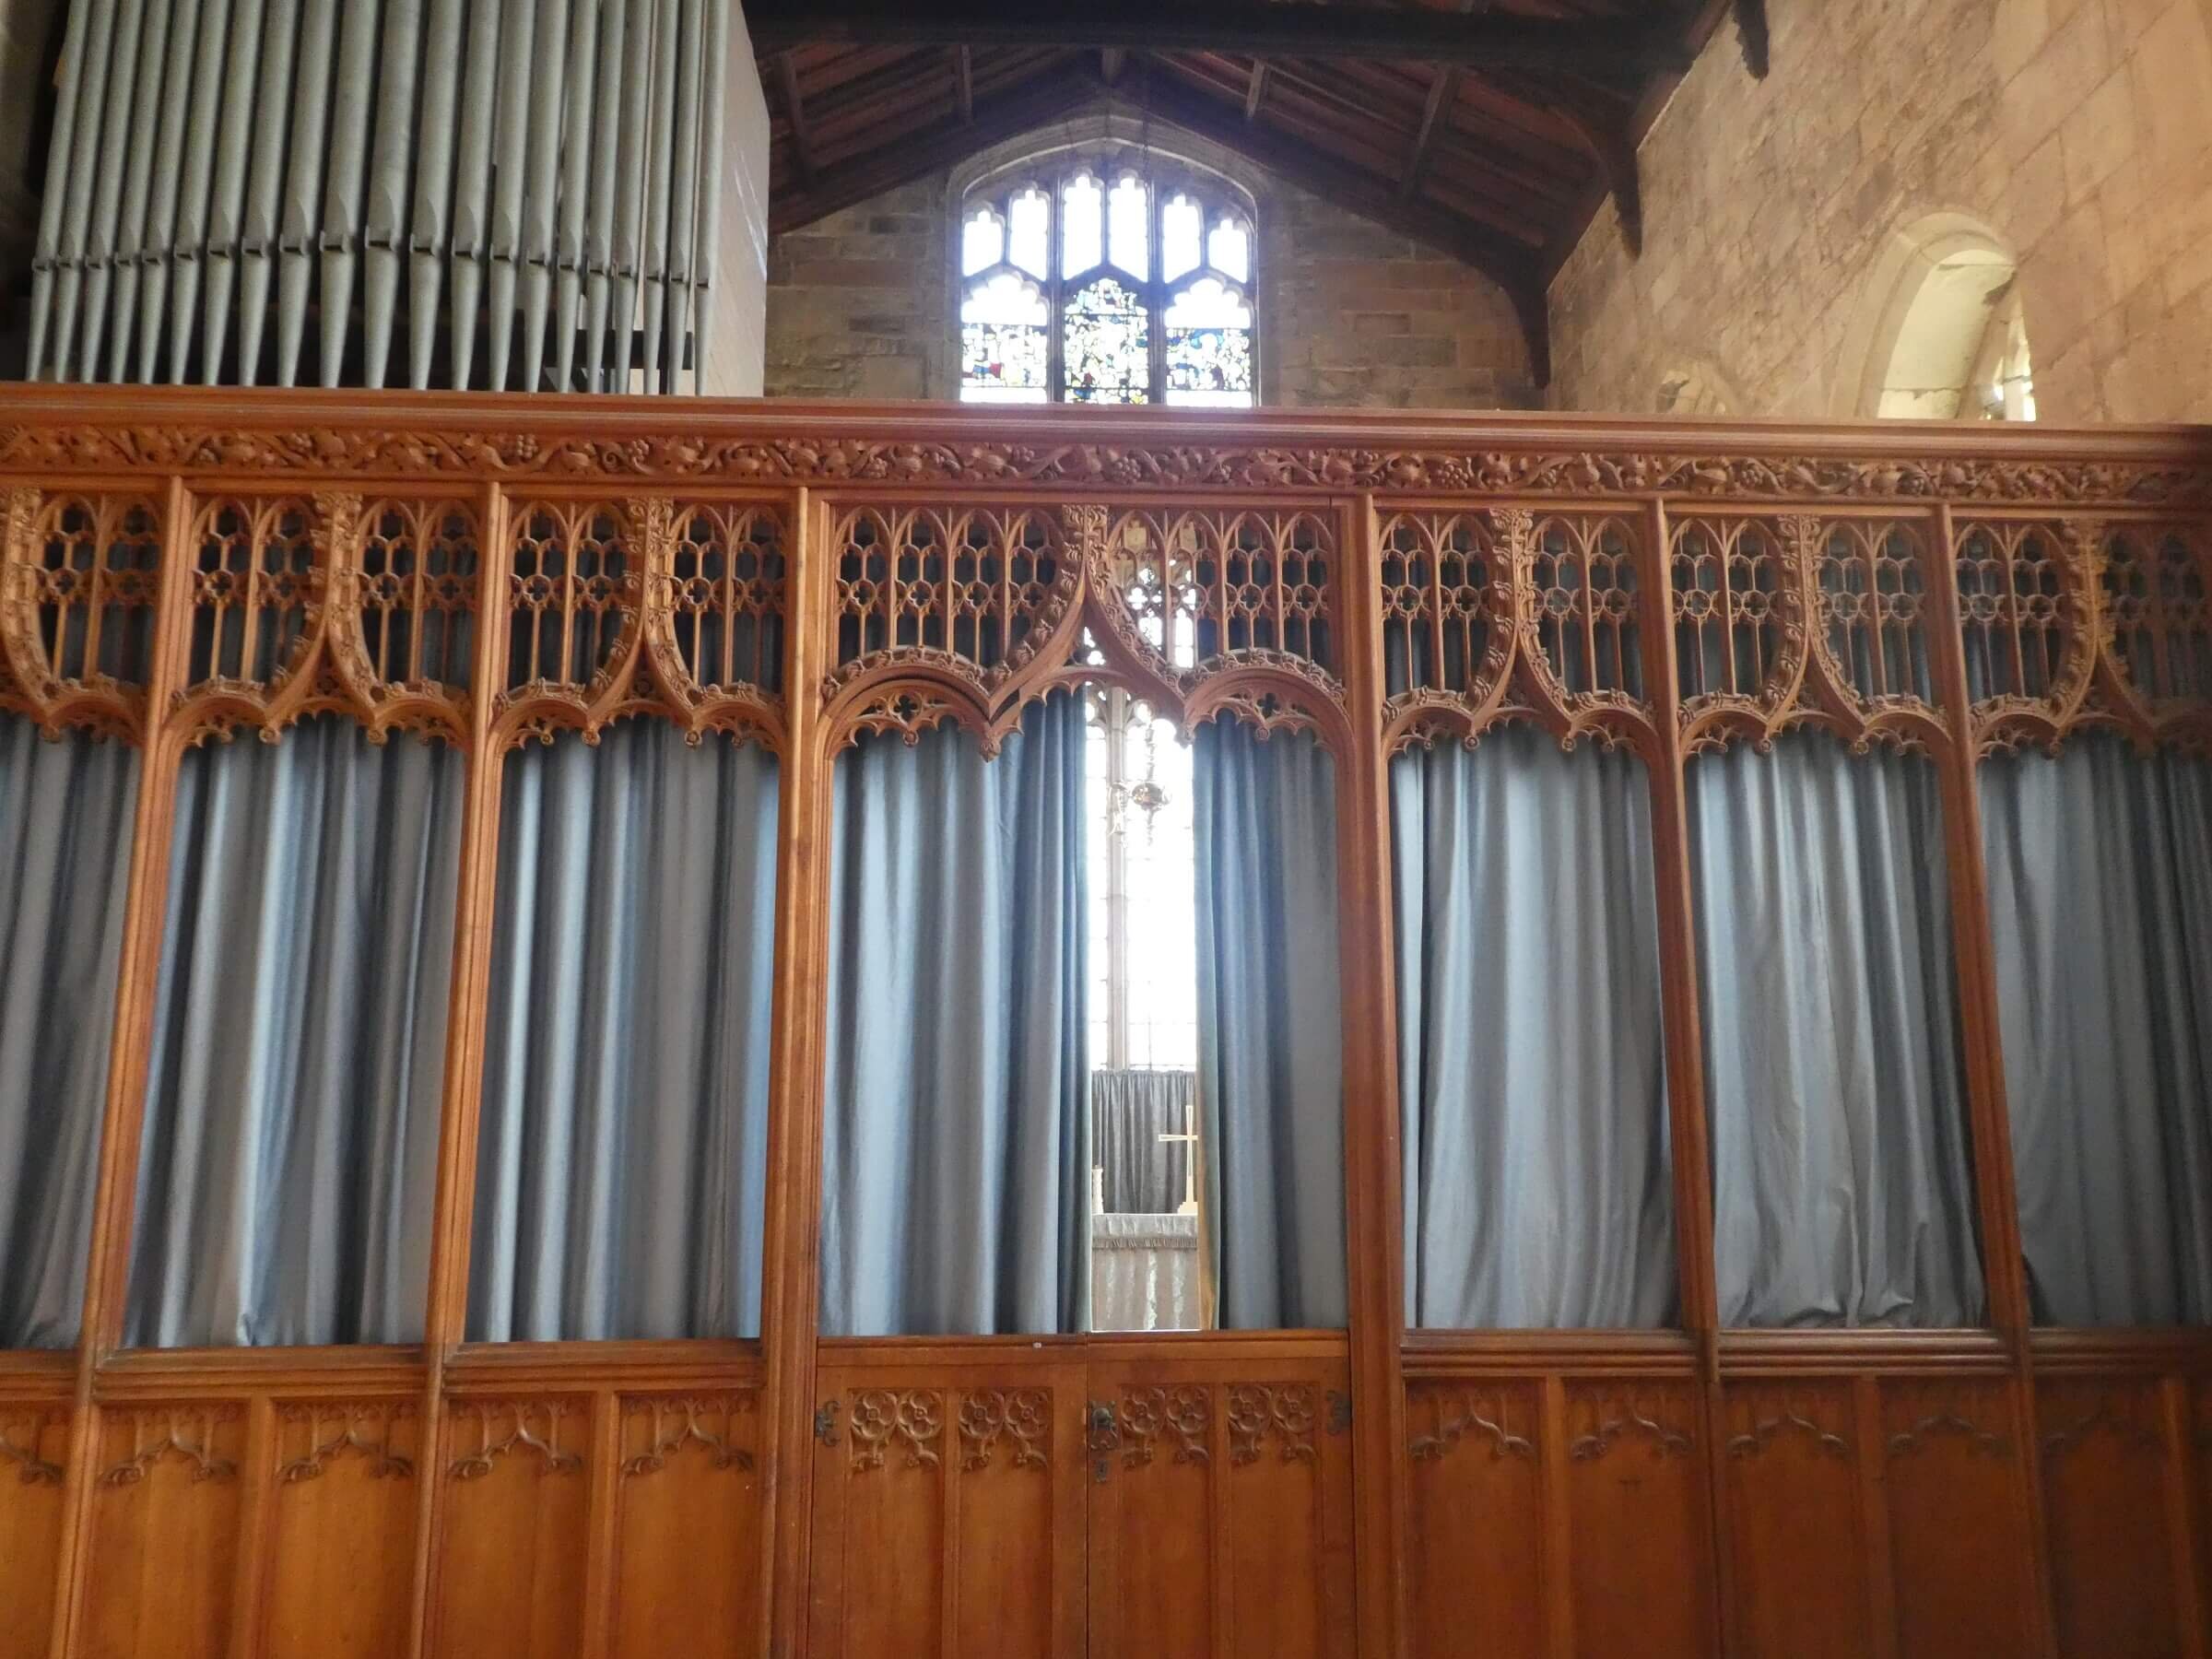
(959, 151, 1257, 406)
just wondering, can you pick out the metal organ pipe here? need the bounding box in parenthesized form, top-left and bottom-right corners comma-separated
(28, 0, 732, 394)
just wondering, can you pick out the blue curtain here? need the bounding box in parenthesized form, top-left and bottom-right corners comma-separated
(1194, 721, 1347, 1329)
(468, 722, 779, 1342)
(0, 717, 138, 1349)
(819, 695, 1088, 1336)
(1980, 736, 2212, 1325)
(1689, 733, 1984, 1327)
(126, 717, 463, 1347)
(1393, 727, 1676, 1328)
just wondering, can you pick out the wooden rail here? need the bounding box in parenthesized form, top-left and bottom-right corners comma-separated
(0, 388, 2207, 1659)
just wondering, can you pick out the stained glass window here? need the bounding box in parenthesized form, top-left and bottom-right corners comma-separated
(958, 151, 1257, 406)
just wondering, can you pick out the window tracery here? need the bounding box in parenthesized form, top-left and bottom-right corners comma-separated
(959, 153, 1257, 407)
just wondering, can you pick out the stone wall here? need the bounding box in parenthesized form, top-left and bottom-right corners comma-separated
(1547, 0, 2212, 423)
(697, 0, 771, 396)
(764, 135, 1538, 408)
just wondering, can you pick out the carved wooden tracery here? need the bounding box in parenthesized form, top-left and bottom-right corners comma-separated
(620, 1394, 759, 1477)
(447, 1401, 586, 1480)
(276, 1401, 418, 1484)
(0, 487, 161, 739)
(1672, 512, 1947, 757)
(958, 1388, 1051, 1472)
(1227, 1382, 1321, 1466)
(1566, 1391, 1696, 1463)
(1406, 1384, 1537, 1464)
(847, 1389, 946, 1473)
(824, 500, 1349, 759)
(1379, 507, 1656, 758)
(99, 1406, 241, 1487)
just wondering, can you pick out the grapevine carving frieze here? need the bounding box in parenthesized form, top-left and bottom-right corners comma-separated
(958, 1389, 1050, 1473)
(4, 420, 2204, 505)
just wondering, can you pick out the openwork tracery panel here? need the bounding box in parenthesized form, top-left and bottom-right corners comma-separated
(185, 496, 320, 697)
(2099, 523, 2212, 751)
(1380, 508, 1654, 756)
(829, 504, 1071, 683)
(1671, 513, 1945, 754)
(502, 502, 635, 700)
(1957, 520, 2097, 754)
(1097, 508, 1335, 681)
(0, 488, 162, 738)
(350, 500, 480, 701)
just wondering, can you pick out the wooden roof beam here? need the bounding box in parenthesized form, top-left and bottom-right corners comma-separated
(775, 54, 820, 188)
(1402, 69, 1458, 203)
(1245, 60, 1267, 121)
(1735, 0, 1771, 76)
(955, 47, 974, 122)
(1545, 103, 1643, 257)
(746, 0, 1689, 80)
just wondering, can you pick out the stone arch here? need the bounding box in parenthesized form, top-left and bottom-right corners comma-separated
(1835, 210, 2032, 420)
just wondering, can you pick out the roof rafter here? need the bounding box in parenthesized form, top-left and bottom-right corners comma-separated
(747, 0, 1688, 80)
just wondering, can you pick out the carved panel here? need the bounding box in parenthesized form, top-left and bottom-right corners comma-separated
(275, 1400, 418, 1483)
(87, 1405, 247, 1659)
(1721, 1382, 1872, 1659)
(1724, 1386, 1852, 1461)
(0, 1406, 65, 1659)
(847, 1388, 946, 1473)
(1673, 515, 1803, 746)
(183, 496, 321, 701)
(1566, 1387, 1696, 1463)
(1561, 1382, 1708, 1656)
(1406, 1383, 1537, 1464)
(0, 488, 161, 739)
(496, 501, 641, 744)
(1099, 507, 1336, 678)
(347, 498, 480, 701)
(830, 504, 1073, 680)
(1117, 1383, 1211, 1470)
(447, 1399, 586, 1480)
(266, 1401, 421, 1659)
(1378, 510, 1506, 715)
(1958, 518, 2100, 755)
(958, 1387, 1050, 1472)
(652, 502, 787, 725)
(619, 1393, 758, 1477)
(1226, 1382, 1320, 1466)
(2099, 522, 2212, 752)
(2036, 1382, 2186, 1659)
(1879, 1381, 2033, 1659)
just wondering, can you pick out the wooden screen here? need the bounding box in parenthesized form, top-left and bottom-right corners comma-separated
(0, 390, 2208, 1659)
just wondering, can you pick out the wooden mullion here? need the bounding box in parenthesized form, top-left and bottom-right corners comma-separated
(224, 1394, 278, 1659)
(579, 1389, 624, 1659)
(762, 485, 832, 1659)
(1636, 497, 1735, 1657)
(405, 478, 514, 1659)
(47, 471, 199, 1659)
(1335, 492, 1407, 1659)
(1924, 500, 2059, 1659)
(1851, 1372, 1901, 1659)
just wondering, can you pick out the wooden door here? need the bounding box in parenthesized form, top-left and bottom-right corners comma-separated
(1085, 1338, 1356, 1659)
(806, 1343, 1088, 1659)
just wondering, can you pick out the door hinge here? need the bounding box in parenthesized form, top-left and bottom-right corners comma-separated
(815, 1399, 841, 1446)
(1087, 1398, 1120, 1484)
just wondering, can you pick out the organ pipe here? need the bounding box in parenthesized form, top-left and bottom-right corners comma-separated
(29, 0, 731, 393)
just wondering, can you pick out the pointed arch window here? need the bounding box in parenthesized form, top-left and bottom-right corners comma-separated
(959, 155, 1257, 406)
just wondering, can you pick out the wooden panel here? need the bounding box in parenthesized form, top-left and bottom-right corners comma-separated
(610, 1394, 766, 1659)
(83, 1406, 246, 1659)
(1723, 1382, 1875, 1659)
(2038, 1382, 2184, 1659)
(809, 1356, 1085, 1659)
(1880, 1382, 2034, 1659)
(258, 1403, 420, 1659)
(0, 1406, 68, 1659)
(1404, 1382, 1547, 1659)
(1559, 1382, 1709, 1659)
(1088, 1353, 1355, 1659)
(431, 1400, 592, 1659)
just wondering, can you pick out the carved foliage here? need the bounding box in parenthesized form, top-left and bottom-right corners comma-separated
(100, 1406, 241, 1487)
(1567, 1389, 1695, 1463)
(447, 1400, 585, 1480)
(958, 1389, 1050, 1473)
(4, 417, 2202, 504)
(0, 487, 161, 739)
(848, 1390, 944, 1474)
(276, 1401, 418, 1483)
(1119, 1385, 1211, 1470)
(1883, 1385, 2012, 1460)
(1406, 1383, 1537, 1464)
(1227, 1383, 1319, 1466)
(2037, 1384, 2166, 1463)
(1724, 1388, 1851, 1461)
(620, 1394, 758, 1478)
(0, 1404, 65, 1485)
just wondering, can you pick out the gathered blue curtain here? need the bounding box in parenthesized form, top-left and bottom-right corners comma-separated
(468, 722, 779, 1342)
(1393, 727, 1676, 1328)
(1980, 735, 2212, 1325)
(126, 717, 463, 1347)
(1194, 721, 1347, 1329)
(1094, 1067, 1194, 1215)
(819, 694, 1088, 1336)
(0, 717, 138, 1349)
(1688, 732, 1984, 1328)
